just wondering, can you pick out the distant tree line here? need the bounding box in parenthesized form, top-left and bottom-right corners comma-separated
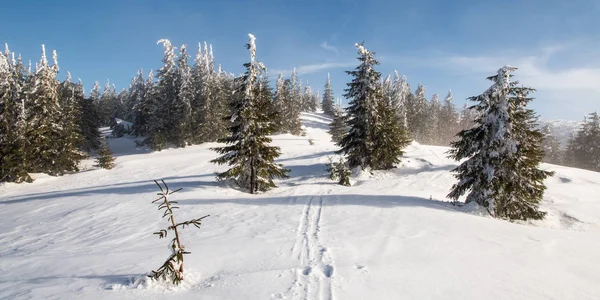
(541, 113, 600, 172)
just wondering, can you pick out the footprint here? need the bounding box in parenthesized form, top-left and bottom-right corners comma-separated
(323, 264, 334, 278)
(559, 177, 572, 183)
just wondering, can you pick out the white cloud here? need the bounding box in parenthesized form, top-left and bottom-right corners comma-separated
(440, 46, 600, 93)
(433, 44, 600, 119)
(320, 41, 339, 54)
(271, 62, 354, 76)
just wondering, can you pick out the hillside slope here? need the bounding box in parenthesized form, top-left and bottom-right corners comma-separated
(1, 112, 599, 300)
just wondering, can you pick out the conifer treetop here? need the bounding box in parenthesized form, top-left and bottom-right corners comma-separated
(248, 33, 256, 62)
(39, 44, 48, 70)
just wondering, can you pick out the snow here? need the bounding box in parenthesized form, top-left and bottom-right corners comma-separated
(248, 33, 256, 62)
(1, 112, 600, 299)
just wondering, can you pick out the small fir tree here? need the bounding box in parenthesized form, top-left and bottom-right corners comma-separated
(94, 138, 115, 169)
(328, 105, 346, 143)
(325, 156, 351, 186)
(149, 180, 209, 285)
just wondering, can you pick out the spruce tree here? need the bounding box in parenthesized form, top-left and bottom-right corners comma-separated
(459, 103, 478, 131)
(272, 73, 287, 132)
(425, 93, 441, 145)
(24, 46, 64, 175)
(448, 66, 551, 220)
(211, 34, 289, 194)
(97, 81, 117, 126)
(0, 48, 30, 182)
(189, 42, 210, 144)
(173, 45, 193, 146)
(285, 79, 303, 135)
(129, 69, 148, 137)
(406, 84, 429, 142)
(322, 73, 335, 115)
(329, 105, 346, 143)
(567, 112, 600, 171)
(146, 39, 177, 150)
(370, 81, 411, 169)
(198, 48, 229, 143)
(438, 90, 459, 145)
(290, 68, 302, 111)
(540, 124, 563, 165)
(56, 73, 86, 172)
(391, 72, 409, 129)
(95, 137, 115, 169)
(76, 81, 102, 152)
(336, 43, 379, 169)
(302, 83, 315, 112)
(199, 66, 230, 142)
(500, 84, 554, 220)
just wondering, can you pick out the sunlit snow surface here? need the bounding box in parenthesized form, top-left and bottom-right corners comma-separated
(1, 112, 599, 300)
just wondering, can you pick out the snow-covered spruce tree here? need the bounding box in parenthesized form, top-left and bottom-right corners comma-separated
(325, 156, 351, 186)
(290, 68, 303, 110)
(566, 112, 600, 171)
(73, 80, 102, 152)
(370, 80, 411, 170)
(425, 93, 441, 145)
(114, 88, 128, 121)
(24, 46, 65, 175)
(94, 137, 115, 169)
(540, 124, 563, 165)
(97, 81, 117, 126)
(0, 48, 31, 182)
(272, 73, 287, 132)
(336, 43, 384, 170)
(438, 90, 459, 145)
(447, 66, 551, 220)
(128, 69, 149, 137)
(56, 73, 86, 172)
(406, 84, 429, 142)
(499, 84, 554, 220)
(458, 103, 478, 131)
(172, 45, 193, 146)
(336, 157, 352, 186)
(328, 104, 346, 143)
(188, 42, 210, 144)
(149, 180, 209, 285)
(199, 65, 230, 143)
(146, 39, 178, 150)
(280, 78, 303, 135)
(311, 90, 320, 112)
(302, 83, 314, 112)
(391, 71, 410, 129)
(322, 73, 336, 115)
(211, 34, 289, 194)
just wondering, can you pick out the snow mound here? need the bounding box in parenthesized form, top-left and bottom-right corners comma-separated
(109, 272, 203, 292)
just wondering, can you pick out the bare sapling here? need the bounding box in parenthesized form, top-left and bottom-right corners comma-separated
(149, 180, 209, 285)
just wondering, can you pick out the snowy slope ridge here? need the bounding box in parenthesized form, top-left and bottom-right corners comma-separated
(1, 112, 599, 300)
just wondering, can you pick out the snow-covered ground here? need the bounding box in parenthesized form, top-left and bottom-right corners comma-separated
(1, 112, 599, 300)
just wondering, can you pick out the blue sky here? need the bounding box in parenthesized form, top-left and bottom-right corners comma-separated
(2, 0, 599, 120)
